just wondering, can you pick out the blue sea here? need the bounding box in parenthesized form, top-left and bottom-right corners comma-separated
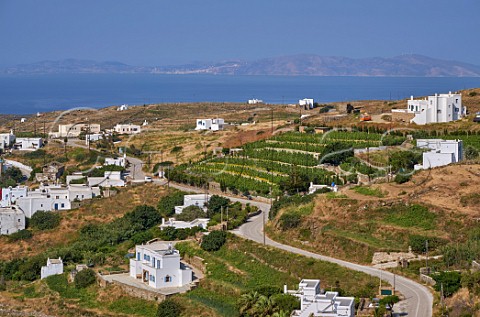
(0, 74, 480, 115)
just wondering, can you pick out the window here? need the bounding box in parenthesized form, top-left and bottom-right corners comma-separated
(157, 260, 161, 268)
(61, 203, 65, 208)
(165, 275, 172, 282)
(137, 252, 141, 261)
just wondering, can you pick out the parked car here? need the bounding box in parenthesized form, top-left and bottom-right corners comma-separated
(144, 176, 153, 182)
(473, 113, 480, 122)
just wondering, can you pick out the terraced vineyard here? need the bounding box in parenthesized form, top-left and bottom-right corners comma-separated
(169, 130, 403, 196)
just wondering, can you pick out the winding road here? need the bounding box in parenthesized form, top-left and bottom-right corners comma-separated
(63, 137, 434, 316)
(168, 182, 433, 317)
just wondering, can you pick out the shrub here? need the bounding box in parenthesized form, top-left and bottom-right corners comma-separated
(433, 271, 461, 297)
(409, 235, 446, 253)
(74, 268, 96, 288)
(279, 212, 302, 230)
(157, 299, 182, 317)
(271, 293, 301, 313)
(206, 195, 230, 217)
(176, 205, 206, 222)
(469, 91, 478, 97)
(7, 229, 33, 242)
(201, 230, 227, 251)
(394, 173, 411, 184)
(124, 205, 162, 230)
(158, 191, 185, 217)
(30, 211, 61, 230)
(464, 146, 479, 160)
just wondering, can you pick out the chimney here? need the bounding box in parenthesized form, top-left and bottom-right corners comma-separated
(162, 218, 165, 225)
(284, 284, 288, 294)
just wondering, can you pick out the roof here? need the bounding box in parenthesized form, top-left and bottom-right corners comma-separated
(49, 258, 63, 264)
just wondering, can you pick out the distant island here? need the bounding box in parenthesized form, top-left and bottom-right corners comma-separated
(2, 54, 480, 77)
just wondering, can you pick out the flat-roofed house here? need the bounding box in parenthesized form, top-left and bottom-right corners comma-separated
(129, 242, 192, 289)
(0, 206, 25, 235)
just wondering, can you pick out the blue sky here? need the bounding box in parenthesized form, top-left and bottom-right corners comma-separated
(0, 0, 479, 67)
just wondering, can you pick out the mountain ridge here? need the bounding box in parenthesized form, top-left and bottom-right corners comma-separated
(2, 54, 480, 77)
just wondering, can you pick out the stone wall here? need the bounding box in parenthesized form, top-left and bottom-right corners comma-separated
(420, 274, 436, 286)
(183, 254, 206, 273)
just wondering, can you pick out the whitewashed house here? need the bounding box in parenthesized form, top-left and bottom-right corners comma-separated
(0, 186, 28, 207)
(195, 119, 224, 131)
(104, 154, 127, 167)
(0, 206, 25, 235)
(299, 98, 314, 109)
(117, 104, 129, 111)
(129, 242, 192, 289)
(285, 279, 355, 317)
(114, 124, 141, 135)
(159, 218, 209, 230)
(14, 184, 99, 217)
(248, 99, 263, 104)
(392, 92, 466, 125)
(49, 123, 101, 138)
(87, 171, 125, 187)
(175, 194, 210, 214)
(41, 258, 64, 279)
(415, 139, 463, 170)
(14, 138, 43, 151)
(0, 131, 15, 150)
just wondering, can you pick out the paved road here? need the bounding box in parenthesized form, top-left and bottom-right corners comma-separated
(166, 181, 433, 317)
(66, 138, 145, 181)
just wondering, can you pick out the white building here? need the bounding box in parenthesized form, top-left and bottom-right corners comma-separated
(0, 186, 28, 207)
(85, 132, 109, 145)
(393, 92, 466, 125)
(114, 124, 141, 135)
(0, 206, 25, 235)
(248, 99, 263, 104)
(299, 98, 314, 109)
(129, 242, 192, 289)
(0, 131, 16, 150)
(415, 139, 463, 170)
(159, 218, 209, 230)
(308, 182, 338, 194)
(41, 258, 64, 279)
(14, 138, 43, 151)
(175, 194, 210, 214)
(285, 279, 354, 317)
(87, 171, 125, 187)
(117, 104, 129, 111)
(14, 184, 99, 217)
(195, 119, 225, 131)
(49, 123, 101, 138)
(104, 154, 127, 167)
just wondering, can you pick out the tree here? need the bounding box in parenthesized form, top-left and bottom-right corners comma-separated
(157, 299, 182, 317)
(433, 271, 462, 297)
(125, 205, 162, 231)
(206, 195, 230, 218)
(74, 268, 96, 288)
(158, 191, 185, 217)
(176, 205, 206, 222)
(30, 211, 61, 230)
(201, 230, 226, 251)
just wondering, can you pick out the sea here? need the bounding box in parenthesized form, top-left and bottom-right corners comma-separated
(1, 73, 480, 115)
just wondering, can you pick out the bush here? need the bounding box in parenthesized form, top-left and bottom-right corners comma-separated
(176, 205, 206, 222)
(206, 195, 230, 217)
(394, 173, 411, 184)
(158, 191, 185, 217)
(30, 211, 61, 230)
(7, 229, 33, 242)
(74, 268, 96, 288)
(409, 235, 446, 253)
(433, 271, 461, 297)
(271, 293, 301, 313)
(279, 213, 302, 230)
(157, 299, 182, 317)
(124, 205, 162, 231)
(464, 146, 479, 160)
(201, 230, 227, 251)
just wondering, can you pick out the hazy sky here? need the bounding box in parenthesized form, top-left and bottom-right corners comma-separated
(1, 0, 479, 67)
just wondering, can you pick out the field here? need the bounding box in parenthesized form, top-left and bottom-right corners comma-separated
(267, 164, 480, 265)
